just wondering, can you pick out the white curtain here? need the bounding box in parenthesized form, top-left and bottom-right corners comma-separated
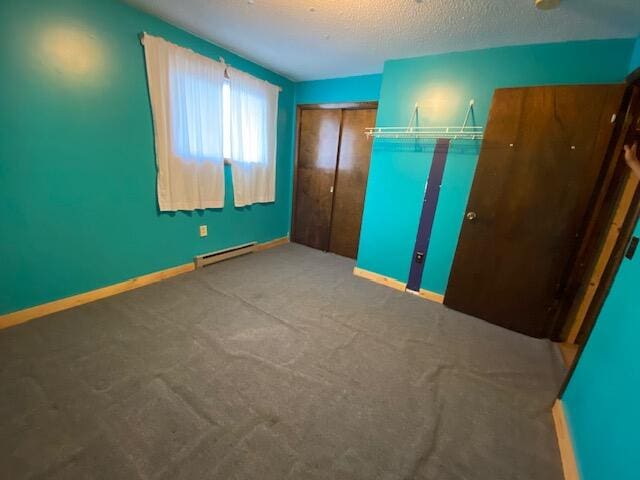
(228, 66, 279, 207)
(142, 33, 226, 211)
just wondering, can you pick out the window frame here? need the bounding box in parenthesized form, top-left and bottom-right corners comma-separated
(222, 79, 232, 165)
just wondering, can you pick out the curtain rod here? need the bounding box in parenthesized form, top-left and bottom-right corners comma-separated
(139, 32, 282, 92)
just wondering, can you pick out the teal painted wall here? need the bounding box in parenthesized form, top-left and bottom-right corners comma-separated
(561, 41, 640, 480)
(562, 222, 640, 480)
(294, 74, 382, 105)
(357, 39, 636, 294)
(629, 36, 640, 73)
(0, 0, 295, 315)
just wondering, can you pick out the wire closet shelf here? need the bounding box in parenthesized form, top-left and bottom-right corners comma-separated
(365, 99, 484, 141)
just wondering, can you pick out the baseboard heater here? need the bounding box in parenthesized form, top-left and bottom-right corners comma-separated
(194, 242, 257, 268)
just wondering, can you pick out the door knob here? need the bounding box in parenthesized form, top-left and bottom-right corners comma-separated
(466, 211, 478, 221)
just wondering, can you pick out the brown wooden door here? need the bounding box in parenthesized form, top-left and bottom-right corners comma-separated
(292, 109, 342, 250)
(329, 109, 376, 258)
(293, 105, 377, 257)
(444, 85, 624, 338)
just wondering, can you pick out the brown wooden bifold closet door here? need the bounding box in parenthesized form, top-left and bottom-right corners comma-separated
(328, 108, 376, 258)
(444, 85, 625, 338)
(293, 105, 377, 259)
(293, 109, 342, 251)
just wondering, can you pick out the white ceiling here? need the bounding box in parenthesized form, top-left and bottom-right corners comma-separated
(124, 0, 640, 81)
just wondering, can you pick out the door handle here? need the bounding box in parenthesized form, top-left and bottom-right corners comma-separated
(466, 211, 478, 221)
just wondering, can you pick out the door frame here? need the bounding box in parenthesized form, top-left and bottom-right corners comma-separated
(549, 82, 639, 342)
(558, 69, 640, 395)
(291, 102, 378, 247)
(559, 184, 639, 396)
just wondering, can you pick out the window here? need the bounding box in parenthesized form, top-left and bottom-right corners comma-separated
(170, 70, 224, 163)
(142, 33, 279, 211)
(230, 86, 269, 164)
(225, 65, 279, 206)
(223, 81, 231, 160)
(170, 73, 233, 162)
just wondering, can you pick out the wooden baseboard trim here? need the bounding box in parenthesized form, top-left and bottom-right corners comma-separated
(0, 236, 290, 330)
(254, 236, 289, 251)
(552, 400, 580, 480)
(353, 267, 407, 292)
(0, 263, 194, 330)
(418, 289, 445, 304)
(352, 267, 445, 304)
(556, 342, 580, 368)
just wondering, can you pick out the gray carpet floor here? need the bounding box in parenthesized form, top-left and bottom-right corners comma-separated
(0, 243, 566, 479)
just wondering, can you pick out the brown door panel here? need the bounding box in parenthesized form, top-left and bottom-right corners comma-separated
(292, 109, 342, 251)
(329, 108, 377, 259)
(445, 85, 625, 338)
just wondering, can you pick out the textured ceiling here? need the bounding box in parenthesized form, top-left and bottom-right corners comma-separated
(123, 0, 640, 81)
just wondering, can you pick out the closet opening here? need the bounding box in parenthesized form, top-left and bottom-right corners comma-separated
(292, 102, 378, 259)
